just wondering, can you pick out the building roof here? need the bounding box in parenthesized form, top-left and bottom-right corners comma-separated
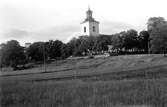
(81, 17, 99, 24)
(81, 7, 99, 24)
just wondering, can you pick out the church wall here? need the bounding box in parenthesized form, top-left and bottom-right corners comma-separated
(80, 22, 90, 36)
(80, 22, 99, 36)
(89, 22, 99, 36)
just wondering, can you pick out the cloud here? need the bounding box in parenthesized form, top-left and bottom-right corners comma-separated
(0, 21, 146, 46)
(0, 25, 79, 45)
(2, 29, 29, 39)
(31, 25, 79, 43)
(100, 21, 137, 34)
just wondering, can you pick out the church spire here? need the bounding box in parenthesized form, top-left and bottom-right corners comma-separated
(81, 6, 99, 24)
(88, 5, 90, 11)
(86, 6, 93, 19)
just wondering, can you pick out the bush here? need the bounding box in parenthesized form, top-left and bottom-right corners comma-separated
(88, 55, 94, 59)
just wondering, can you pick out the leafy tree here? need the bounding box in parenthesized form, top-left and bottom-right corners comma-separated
(138, 30, 150, 52)
(147, 17, 166, 32)
(78, 36, 90, 54)
(147, 17, 167, 55)
(0, 43, 5, 69)
(26, 42, 46, 62)
(111, 33, 123, 52)
(94, 35, 111, 52)
(67, 36, 92, 56)
(47, 40, 64, 59)
(70, 37, 83, 56)
(61, 44, 71, 58)
(67, 37, 77, 55)
(0, 40, 26, 70)
(122, 29, 138, 51)
(150, 23, 167, 54)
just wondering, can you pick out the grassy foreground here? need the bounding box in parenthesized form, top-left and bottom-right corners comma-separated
(1, 54, 167, 107)
(1, 78, 167, 107)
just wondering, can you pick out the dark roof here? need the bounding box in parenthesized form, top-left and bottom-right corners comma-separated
(81, 17, 99, 24)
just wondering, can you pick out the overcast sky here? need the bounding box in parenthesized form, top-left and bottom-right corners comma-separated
(1, 0, 167, 45)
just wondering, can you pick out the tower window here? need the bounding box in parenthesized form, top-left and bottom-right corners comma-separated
(93, 26, 95, 32)
(84, 27, 86, 33)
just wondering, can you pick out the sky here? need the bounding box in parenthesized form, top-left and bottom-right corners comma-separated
(1, 0, 167, 46)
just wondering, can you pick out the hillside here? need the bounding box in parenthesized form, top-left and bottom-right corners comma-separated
(1, 54, 167, 107)
(1, 54, 167, 81)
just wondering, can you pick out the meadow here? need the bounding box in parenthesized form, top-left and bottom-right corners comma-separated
(1, 54, 167, 107)
(1, 78, 167, 107)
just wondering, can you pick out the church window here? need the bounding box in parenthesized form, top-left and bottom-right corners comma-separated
(93, 26, 95, 32)
(84, 27, 86, 32)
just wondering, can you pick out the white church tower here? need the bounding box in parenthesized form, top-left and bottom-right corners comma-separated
(80, 7, 99, 36)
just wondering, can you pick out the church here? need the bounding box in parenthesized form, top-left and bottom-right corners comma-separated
(80, 7, 99, 36)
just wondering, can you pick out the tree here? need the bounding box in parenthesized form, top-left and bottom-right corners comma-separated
(47, 40, 64, 59)
(150, 23, 167, 54)
(147, 17, 167, 55)
(73, 36, 86, 56)
(26, 42, 46, 62)
(147, 17, 166, 32)
(122, 29, 138, 51)
(78, 36, 90, 54)
(94, 35, 111, 52)
(86, 36, 96, 52)
(0, 40, 26, 70)
(67, 37, 77, 55)
(0, 43, 5, 70)
(138, 30, 150, 53)
(67, 36, 92, 56)
(111, 33, 123, 52)
(61, 44, 71, 59)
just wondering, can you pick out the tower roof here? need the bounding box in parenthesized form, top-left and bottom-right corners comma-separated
(81, 7, 99, 24)
(87, 6, 92, 14)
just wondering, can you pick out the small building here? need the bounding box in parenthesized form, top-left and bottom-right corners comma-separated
(107, 45, 114, 52)
(80, 7, 99, 36)
(25, 43, 31, 48)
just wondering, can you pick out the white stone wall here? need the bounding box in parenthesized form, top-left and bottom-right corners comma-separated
(80, 21, 99, 36)
(89, 22, 99, 36)
(80, 22, 90, 36)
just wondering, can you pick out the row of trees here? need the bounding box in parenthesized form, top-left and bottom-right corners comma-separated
(0, 17, 167, 70)
(26, 40, 69, 61)
(0, 30, 149, 70)
(68, 29, 149, 56)
(0, 40, 71, 70)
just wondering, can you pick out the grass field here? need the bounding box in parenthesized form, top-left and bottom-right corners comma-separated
(1, 54, 167, 107)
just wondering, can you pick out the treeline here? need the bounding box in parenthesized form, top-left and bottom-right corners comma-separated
(0, 17, 167, 70)
(67, 30, 149, 56)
